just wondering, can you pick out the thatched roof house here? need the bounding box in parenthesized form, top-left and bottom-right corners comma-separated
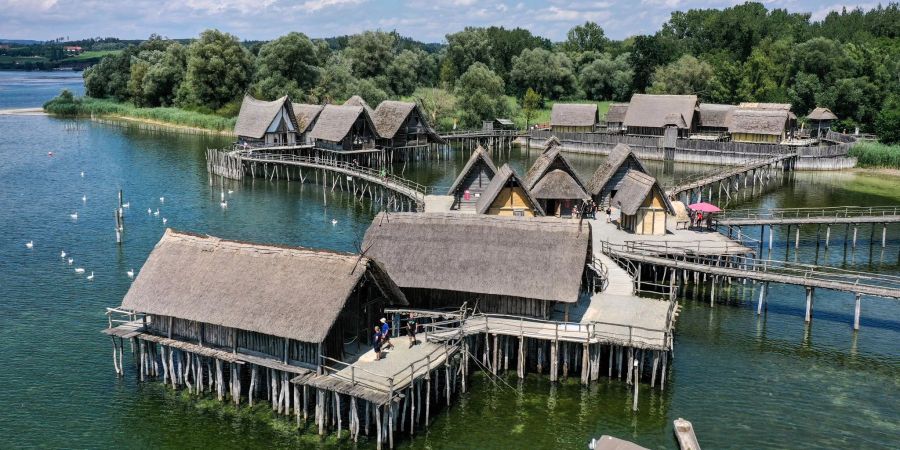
(361, 213, 592, 318)
(523, 142, 589, 217)
(308, 104, 378, 152)
(371, 100, 443, 148)
(119, 229, 406, 367)
(292, 103, 324, 144)
(605, 103, 629, 133)
(447, 145, 498, 211)
(623, 94, 698, 137)
(611, 170, 675, 236)
(698, 103, 736, 132)
(343, 95, 375, 116)
(807, 107, 838, 121)
(234, 95, 299, 147)
(806, 107, 838, 137)
(587, 143, 649, 206)
(728, 109, 790, 144)
(550, 103, 599, 132)
(476, 163, 544, 216)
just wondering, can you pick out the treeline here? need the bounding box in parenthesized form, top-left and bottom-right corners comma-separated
(76, 2, 899, 139)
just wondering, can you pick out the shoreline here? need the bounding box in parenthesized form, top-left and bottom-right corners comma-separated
(0, 107, 47, 116)
(95, 114, 236, 136)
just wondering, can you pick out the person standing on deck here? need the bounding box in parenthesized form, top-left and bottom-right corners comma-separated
(407, 317, 417, 348)
(380, 318, 394, 350)
(606, 206, 612, 223)
(373, 326, 383, 361)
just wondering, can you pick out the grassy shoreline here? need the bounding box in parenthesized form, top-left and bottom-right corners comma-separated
(848, 142, 900, 169)
(43, 94, 236, 134)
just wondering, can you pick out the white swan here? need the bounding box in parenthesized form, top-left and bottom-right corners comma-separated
(60, 250, 66, 259)
(25, 241, 33, 249)
(82, 195, 87, 203)
(122, 202, 130, 208)
(153, 208, 160, 217)
(67, 258, 73, 265)
(147, 208, 152, 215)
(74, 267, 85, 274)
(220, 200, 228, 209)
(86, 271, 94, 281)
(162, 218, 168, 225)
(159, 196, 165, 203)
(80, 171, 84, 178)
(127, 269, 134, 279)
(331, 218, 338, 226)
(69, 212, 78, 220)
(227, 190, 234, 195)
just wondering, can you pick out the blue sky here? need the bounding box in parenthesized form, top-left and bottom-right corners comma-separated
(0, 0, 884, 42)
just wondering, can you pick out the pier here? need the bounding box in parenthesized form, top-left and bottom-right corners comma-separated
(666, 153, 797, 204)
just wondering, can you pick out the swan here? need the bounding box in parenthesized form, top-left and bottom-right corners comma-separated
(86, 271, 94, 281)
(159, 196, 165, 203)
(127, 269, 134, 279)
(331, 218, 338, 226)
(82, 195, 87, 203)
(227, 190, 234, 195)
(74, 267, 85, 274)
(122, 202, 130, 208)
(80, 171, 84, 178)
(60, 250, 66, 259)
(153, 209, 160, 217)
(162, 218, 168, 225)
(67, 258, 73, 265)
(69, 212, 78, 220)
(220, 191, 225, 202)
(25, 241, 33, 249)
(220, 200, 228, 209)
(147, 208, 152, 215)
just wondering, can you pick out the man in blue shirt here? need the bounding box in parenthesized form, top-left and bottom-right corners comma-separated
(379, 318, 394, 350)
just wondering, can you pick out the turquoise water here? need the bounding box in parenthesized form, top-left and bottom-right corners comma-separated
(0, 72, 898, 449)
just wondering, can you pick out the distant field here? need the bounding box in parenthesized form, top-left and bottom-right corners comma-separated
(0, 55, 49, 63)
(64, 50, 121, 61)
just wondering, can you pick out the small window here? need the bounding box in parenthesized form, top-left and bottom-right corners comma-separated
(513, 209, 525, 217)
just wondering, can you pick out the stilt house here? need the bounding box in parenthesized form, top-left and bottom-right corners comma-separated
(371, 101, 443, 150)
(475, 163, 544, 217)
(234, 95, 299, 147)
(447, 145, 498, 211)
(623, 94, 698, 137)
(292, 103, 324, 145)
(343, 95, 375, 116)
(697, 104, 736, 134)
(738, 102, 796, 135)
(362, 213, 593, 319)
(550, 103, 599, 133)
(115, 229, 406, 369)
(586, 143, 650, 207)
(611, 170, 675, 235)
(482, 118, 515, 131)
(604, 103, 629, 133)
(806, 107, 838, 137)
(523, 139, 589, 217)
(308, 104, 378, 152)
(728, 109, 790, 144)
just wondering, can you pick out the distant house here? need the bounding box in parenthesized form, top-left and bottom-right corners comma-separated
(371, 101, 443, 150)
(234, 95, 298, 147)
(523, 139, 589, 217)
(550, 103, 599, 133)
(308, 104, 378, 152)
(697, 104, 736, 134)
(611, 170, 675, 235)
(475, 164, 543, 217)
(587, 143, 650, 207)
(483, 118, 515, 131)
(447, 145, 498, 211)
(605, 103, 629, 133)
(738, 102, 796, 135)
(806, 107, 838, 137)
(115, 229, 407, 371)
(362, 212, 592, 319)
(623, 94, 698, 137)
(728, 109, 790, 144)
(291, 103, 324, 145)
(63, 46, 83, 54)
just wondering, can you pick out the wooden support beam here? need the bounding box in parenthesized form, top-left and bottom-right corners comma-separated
(804, 287, 814, 323)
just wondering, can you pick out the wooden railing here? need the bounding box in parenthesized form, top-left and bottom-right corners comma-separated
(719, 206, 900, 221)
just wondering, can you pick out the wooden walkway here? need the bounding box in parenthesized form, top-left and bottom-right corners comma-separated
(717, 206, 900, 226)
(667, 153, 796, 201)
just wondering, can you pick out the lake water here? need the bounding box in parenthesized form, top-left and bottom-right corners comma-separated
(0, 71, 897, 449)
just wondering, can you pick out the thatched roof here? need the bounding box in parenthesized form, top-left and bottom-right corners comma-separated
(234, 95, 297, 139)
(523, 146, 589, 200)
(309, 104, 370, 143)
(362, 213, 591, 303)
(587, 143, 648, 196)
(542, 135, 562, 152)
(698, 103, 736, 128)
(371, 101, 443, 143)
(738, 102, 791, 111)
(447, 145, 498, 195)
(120, 229, 406, 344)
(551, 103, 598, 127)
(605, 103, 629, 123)
(728, 109, 788, 136)
(475, 164, 544, 215)
(292, 103, 324, 133)
(344, 95, 375, 116)
(807, 107, 838, 121)
(624, 94, 697, 129)
(611, 170, 674, 216)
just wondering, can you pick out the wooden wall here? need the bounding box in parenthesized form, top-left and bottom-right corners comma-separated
(487, 186, 537, 216)
(402, 288, 554, 319)
(732, 132, 783, 144)
(452, 161, 494, 211)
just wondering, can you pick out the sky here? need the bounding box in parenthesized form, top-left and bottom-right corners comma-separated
(0, 0, 885, 43)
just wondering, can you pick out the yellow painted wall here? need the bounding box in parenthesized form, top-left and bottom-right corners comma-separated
(487, 187, 536, 216)
(552, 125, 594, 133)
(732, 132, 781, 143)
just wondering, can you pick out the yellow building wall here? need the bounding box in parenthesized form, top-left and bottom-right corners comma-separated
(487, 187, 536, 216)
(633, 190, 668, 235)
(732, 132, 781, 143)
(552, 125, 594, 133)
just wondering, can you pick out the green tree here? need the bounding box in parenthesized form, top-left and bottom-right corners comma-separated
(820, 77, 880, 131)
(794, 37, 852, 84)
(127, 59, 151, 106)
(509, 48, 577, 100)
(578, 53, 633, 101)
(564, 22, 609, 53)
(647, 55, 722, 99)
(414, 87, 456, 131)
(311, 54, 357, 103)
(522, 87, 540, 129)
(177, 29, 253, 110)
(875, 95, 900, 144)
(788, 72, 822, 115)
(350, 78, 389, 105)
(444, 28, 494, 84)
(628, 34, 678, 93)
(253, 32, 320, 99)
(386, 49, 423, 96)
(141, 43, 186, 107)
(455, 62, 507, 128)
(345, 30, 397, 79)
(83, 50, 132, 100)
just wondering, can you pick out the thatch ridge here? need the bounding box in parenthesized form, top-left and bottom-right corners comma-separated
(447, 145, 498, 195)
(728, 109, 788, 135)
(623, 94, 697, 129)
(292, 103, 325, 133)
(611, 170, 674, 216)
(531, 169, 590, 200)
(475, 164, 545, 215)
(309, 104, 371, 143)
(586, 143, 648, 196)
(551, 103, 598, 127)
(344, 95, 375, 116)
(698, 103, 736, 128)
(371, 101, 444, 143)
(234, 95, 297, 139)
(807, 107, 838, 121)
(362, 213, 591, 303)
(523, 145, 589, 199)
(120, 229, 406, 344)
(605, 103, 629, 123)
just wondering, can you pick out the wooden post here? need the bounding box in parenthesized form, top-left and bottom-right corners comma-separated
(795, 225, 801, 249)
(756, 282, 768, 315)
(631, 359, 639, 412)
(882, 224, 887, 248)
(769, 225, 774, 250)
(825, 225, 831, 248)
(580, 342, 590, 385)
(804, 287, 814, 323)
(854, 293, 862, 331)
(853, 225, 858, 248)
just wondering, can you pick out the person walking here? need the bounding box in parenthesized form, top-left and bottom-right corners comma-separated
(380, 318, 394, 350)
(407, 317, 417, 348)
(372, 326, 383, 361)
(605, 206, 612, 223)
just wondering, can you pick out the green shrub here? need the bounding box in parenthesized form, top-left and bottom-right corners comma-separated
(849, 142, 900, 169)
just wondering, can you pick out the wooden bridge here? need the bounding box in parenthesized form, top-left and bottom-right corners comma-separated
(601, 240, 900, 331)
(207, 149, 428, 212)
(666, 153, 798, 204)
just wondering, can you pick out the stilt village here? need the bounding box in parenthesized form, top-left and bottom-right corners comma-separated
(104, 93, 900, 449)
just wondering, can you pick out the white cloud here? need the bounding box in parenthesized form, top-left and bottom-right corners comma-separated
(301, 0, 366, 12)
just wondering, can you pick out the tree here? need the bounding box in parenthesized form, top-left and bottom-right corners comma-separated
(578, 53, 633, 101)
(629, 34, 678, 93)
(788, 72, 822, 115)
(455, 62, 507, 128)
(444, 28, 494, 84)
(794, 37, 852, 84)
(312, 53, 357, 103)
(522, 88, 540, 129)
(647, 55, 722, 99)
(509, 48, 577, 100)
(386, 49, 423, 96)
(83, 50, 132, 100)
(127, 59, 151, 106)
(415, 87, 456, 131)
(821, 77, 880, 131)
(177, 29, 253, 110)
(350, 77, 389, 105)
(345, 31, 397, 79)
(141, 43, 186, 107)
(875, 95, 900, 144)
(254, 32, 320, 99)
(564, 22, 609, 53)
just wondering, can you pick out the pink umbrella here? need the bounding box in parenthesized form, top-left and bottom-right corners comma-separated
(688, 202, 722, 213)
